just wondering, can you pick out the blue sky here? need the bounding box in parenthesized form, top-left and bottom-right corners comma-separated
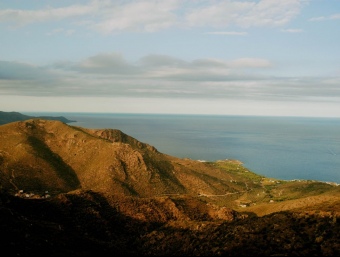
(0, 0, 339, 117)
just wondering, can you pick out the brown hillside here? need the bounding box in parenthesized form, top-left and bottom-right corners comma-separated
(1, 119, 339, 217)
(0, 119, 339, 256)
(0, 119, 243, 198)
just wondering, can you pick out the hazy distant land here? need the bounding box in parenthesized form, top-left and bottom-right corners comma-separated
(0, 111, 76, 125)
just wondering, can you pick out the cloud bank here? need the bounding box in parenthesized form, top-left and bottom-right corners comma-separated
(1, 53, 339, 106)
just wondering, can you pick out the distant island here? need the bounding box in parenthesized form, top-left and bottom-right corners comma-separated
(0, 111, 76, 125)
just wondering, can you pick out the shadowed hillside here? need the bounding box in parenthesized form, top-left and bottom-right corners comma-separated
(0, 119, 339, 256)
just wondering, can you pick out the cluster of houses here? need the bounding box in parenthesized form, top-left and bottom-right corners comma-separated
(14, 189, 51, 199)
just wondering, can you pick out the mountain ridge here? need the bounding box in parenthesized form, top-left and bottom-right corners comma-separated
(0, 118, 251, 199)
(0, 117, 339, 256)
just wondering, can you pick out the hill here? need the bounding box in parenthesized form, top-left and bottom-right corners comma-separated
(0, 119, 339, 256)
(0, 111, 76, 125)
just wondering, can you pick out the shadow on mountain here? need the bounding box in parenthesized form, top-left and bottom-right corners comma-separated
(27, 136, 81, 191)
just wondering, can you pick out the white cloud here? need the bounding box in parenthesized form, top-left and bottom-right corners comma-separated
(0, 0, 179, 33)
(0, 0, 307, 33)
(281, 28, 303, 33)
(309, 13, 340, 22)
(93, 0, 180, 33)
(46, 28, 75, 36)
(206, 31, 247, 36)
(185, 0, 306, 28)
(230, 58, 272, 68)
(0, 2, 99, 25)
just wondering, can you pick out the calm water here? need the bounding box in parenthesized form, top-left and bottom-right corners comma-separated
(27, 112, 340, 183)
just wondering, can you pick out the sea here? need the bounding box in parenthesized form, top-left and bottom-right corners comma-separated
(25, 112, 340, 184)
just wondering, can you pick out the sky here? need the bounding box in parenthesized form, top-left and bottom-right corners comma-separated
(0, 0, 339, 117)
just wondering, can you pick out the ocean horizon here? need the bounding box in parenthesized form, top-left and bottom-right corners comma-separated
(25, 112, 340, 184)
